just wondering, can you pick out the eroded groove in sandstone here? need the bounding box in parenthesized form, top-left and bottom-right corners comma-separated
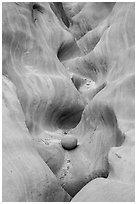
(50, 2, 70, 28)
(2, 2, 135, 202)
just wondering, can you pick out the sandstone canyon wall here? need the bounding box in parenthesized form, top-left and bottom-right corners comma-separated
(2, 2, 135, 202)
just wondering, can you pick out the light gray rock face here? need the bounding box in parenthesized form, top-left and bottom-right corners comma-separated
(2, 2, 134, 202)
(2, 76, 71, 202)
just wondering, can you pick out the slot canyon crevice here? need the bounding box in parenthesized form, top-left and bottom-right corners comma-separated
(2, 2, 135, 202)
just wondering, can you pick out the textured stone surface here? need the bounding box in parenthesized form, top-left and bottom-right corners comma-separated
(64, 2, 135, 201)
(2, 2, 135, 202)
(2, 76, 71, 202)
(71, 178, 135, 202)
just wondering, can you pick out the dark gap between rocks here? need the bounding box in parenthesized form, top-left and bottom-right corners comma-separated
(50, 2, 70, 28)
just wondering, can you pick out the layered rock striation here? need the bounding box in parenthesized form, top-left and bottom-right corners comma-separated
(2, 2, 135, 202)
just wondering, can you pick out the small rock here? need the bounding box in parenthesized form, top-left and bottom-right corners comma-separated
(61, 136, 78, 150)
(64, 131, 68, 135)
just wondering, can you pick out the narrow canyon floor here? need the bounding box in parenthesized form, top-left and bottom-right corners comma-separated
(2, 2, 135, 202)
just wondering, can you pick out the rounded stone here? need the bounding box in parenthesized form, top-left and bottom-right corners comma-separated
(61, 136, 78, 150)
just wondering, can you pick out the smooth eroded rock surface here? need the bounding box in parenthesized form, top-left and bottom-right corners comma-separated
(61, 135, 78, 150)
(2, 76, 71, 202)
(71, 178, 135, 202)
(2, 2, 135, 202)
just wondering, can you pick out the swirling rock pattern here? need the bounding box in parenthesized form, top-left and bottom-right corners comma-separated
(2, 2, 86, 134)
(2, 2, 135, 202)
(63, 2, 135, 202)
(2, 76, 71, 202)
